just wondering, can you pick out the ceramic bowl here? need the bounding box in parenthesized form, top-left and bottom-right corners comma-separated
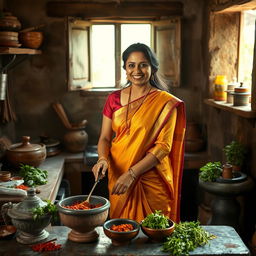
(0, 225, 16, 240)
(141, 219, 175, 242)
(57, 195, 110, 243)
(103, 218, 140, 246)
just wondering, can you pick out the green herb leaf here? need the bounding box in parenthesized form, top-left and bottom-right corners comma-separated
(141, 210, 169, 229)
(19, 164, 48, 186)
(32, 200, 58, 221)
(162, 221, 215, 256)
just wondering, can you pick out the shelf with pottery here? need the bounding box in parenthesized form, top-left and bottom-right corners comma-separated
(204, 99, 256, 118)
(0, 47, 42, 55)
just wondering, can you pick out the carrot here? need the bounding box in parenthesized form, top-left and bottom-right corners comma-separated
(110, 224, 134, 232)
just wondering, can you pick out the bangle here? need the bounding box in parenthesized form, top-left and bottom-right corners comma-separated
(97, 157, 108, 164)
(128, 168, 137, 180)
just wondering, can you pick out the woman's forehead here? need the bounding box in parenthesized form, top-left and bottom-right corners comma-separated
(127, 51, 149, 62)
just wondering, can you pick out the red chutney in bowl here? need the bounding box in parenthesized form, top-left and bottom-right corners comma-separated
(63, 201, 103, 210)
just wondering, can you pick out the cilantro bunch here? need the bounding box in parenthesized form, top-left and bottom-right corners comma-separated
(19, 164, 48, 186)
(141, 210, 170, 229)
(162, 221, 214, 256)
(32, 200, 58, 221)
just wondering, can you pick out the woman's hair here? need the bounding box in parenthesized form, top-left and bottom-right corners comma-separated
(122, 43, 169, 91)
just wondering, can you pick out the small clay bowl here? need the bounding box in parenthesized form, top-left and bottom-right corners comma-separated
(0, 225, 16, 240)
(10, 176, 23, 181)
(103, 218, 140, 246)
(141, 219, 175, 242)
(0, 171, 11, 182)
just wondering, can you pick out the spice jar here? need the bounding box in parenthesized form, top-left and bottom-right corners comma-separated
(214, 75, 227, 101)
(231, 82, 250, 106)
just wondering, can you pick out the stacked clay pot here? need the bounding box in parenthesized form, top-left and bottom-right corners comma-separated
(0, 12, 21, 47)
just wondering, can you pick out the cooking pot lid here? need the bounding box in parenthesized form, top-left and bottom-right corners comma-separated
(9, 136, 44, 152)
(8, 188, 46, 219)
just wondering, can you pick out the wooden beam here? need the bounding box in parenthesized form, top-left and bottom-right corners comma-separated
(47, 1, 183, 18)
(211, 0, 256, 13)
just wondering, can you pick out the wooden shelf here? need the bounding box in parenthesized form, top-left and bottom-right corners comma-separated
(204, 99, 256, 119)
(0, 47, 42, 55)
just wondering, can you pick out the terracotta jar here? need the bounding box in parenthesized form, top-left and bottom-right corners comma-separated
(63, 128, 88, 153)
(6, 136, 46, 168)
(222, 163, 233, 179)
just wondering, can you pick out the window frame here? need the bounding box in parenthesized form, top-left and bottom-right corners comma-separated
(67, 17, 181, 91)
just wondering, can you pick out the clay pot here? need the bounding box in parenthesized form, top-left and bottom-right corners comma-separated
(185, 122, 202, 140)
(0, 12, 21, 31)
(63, 129, 88, 153)
(6, 136, 46, 168)
(19, 31, 43, 49)
(222, 163, 233, 179)
(57, 195, 110, 242)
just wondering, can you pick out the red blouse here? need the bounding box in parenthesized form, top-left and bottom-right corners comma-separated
(103, 90, 122, 119)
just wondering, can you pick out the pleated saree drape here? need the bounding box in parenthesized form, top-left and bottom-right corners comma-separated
(108, 90, 186, 223)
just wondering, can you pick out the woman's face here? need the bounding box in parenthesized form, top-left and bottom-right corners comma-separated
(125, 51, 152, 87)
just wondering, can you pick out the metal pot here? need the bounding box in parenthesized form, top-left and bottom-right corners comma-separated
(1, 188, 51, 244)
(6, 136, 46, 169)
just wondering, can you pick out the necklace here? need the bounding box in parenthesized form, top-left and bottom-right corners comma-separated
(125, 86, 152, 134)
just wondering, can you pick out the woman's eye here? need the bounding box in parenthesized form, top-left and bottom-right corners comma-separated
(128, 63, 135, 68)
(140, 63, 149, 68)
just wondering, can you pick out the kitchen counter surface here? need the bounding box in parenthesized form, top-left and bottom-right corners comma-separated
(0, 152, 84, 204)
(0, 225, 250, 255)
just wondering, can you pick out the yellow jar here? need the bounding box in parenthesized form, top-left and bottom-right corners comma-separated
(214, 75, 227, 101)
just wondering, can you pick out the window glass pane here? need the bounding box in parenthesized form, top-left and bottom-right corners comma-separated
(120, 24, 151, 85)
(240, 10, 256, 90)
(91, 25, 115, 87)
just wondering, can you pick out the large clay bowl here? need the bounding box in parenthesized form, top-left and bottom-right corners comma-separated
(141, 219, 175, 242)
(57, 195, 110, 243)
(103, 218, 140, 246)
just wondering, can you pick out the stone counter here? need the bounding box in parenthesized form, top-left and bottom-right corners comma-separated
(0, 152, 84, 205)
(0, 225, 250, 255)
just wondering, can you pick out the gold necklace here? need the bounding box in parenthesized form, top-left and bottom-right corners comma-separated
(125, 86, 152, 134)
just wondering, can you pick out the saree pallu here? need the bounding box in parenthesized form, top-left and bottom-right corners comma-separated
(108, 90, 186, 223)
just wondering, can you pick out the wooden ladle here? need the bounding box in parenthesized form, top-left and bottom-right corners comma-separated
(85, 168, 103, 204)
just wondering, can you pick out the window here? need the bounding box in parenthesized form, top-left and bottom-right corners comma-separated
(239, 10, 256, 90)
(67, 18, 181, 91)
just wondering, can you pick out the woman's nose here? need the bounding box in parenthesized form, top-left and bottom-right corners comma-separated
(134, 65, 142, 73)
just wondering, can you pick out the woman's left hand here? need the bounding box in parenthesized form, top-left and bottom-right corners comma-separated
(111, 171, 135, 195)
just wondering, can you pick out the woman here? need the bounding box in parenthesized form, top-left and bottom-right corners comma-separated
(92, 43, 186, 223)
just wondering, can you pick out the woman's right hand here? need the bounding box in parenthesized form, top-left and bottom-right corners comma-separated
(92, 158, 108, 181)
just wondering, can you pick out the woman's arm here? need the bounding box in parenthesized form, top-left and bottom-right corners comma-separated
(92, 115, 113, 181)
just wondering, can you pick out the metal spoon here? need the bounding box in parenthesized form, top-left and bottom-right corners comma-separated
(85, 168, 103, 204)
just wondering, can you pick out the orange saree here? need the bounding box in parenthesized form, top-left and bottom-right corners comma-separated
(108, 90, 186, 223)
